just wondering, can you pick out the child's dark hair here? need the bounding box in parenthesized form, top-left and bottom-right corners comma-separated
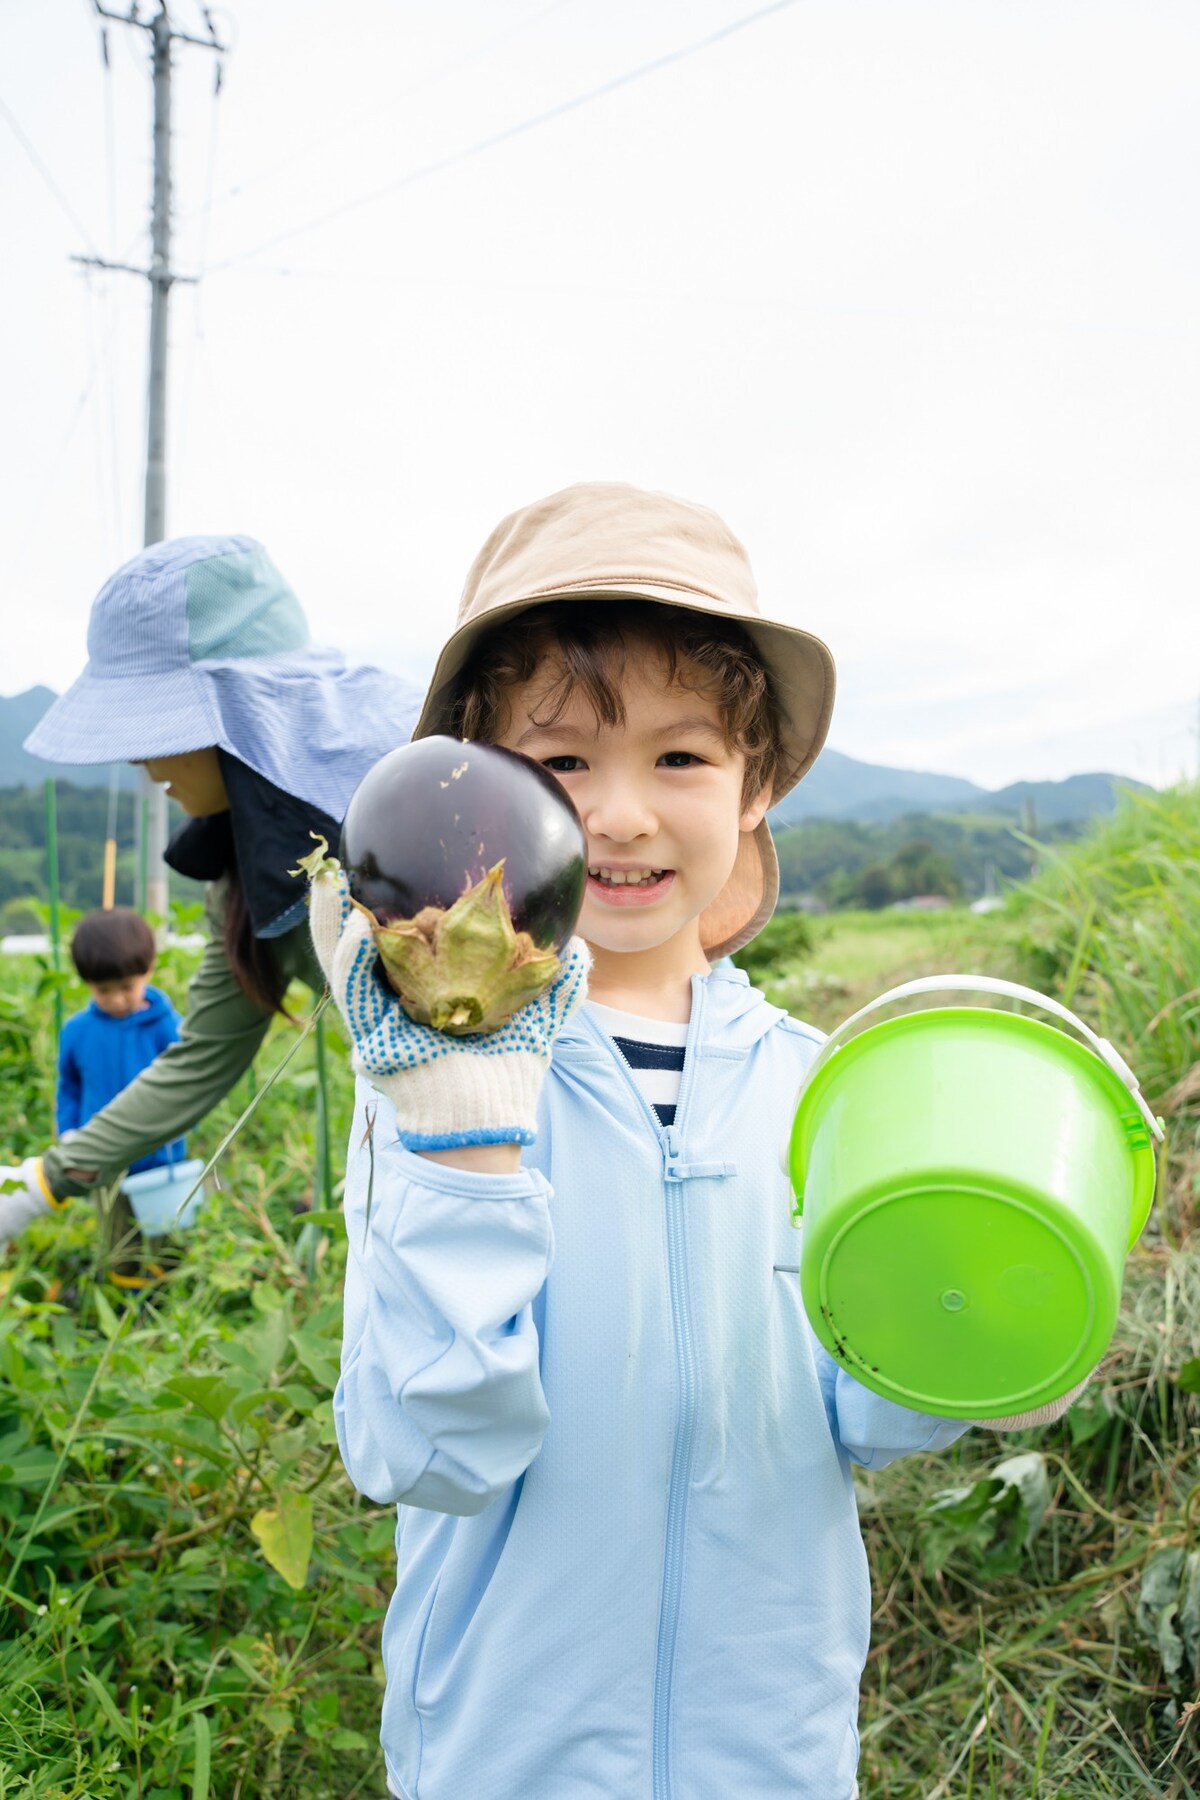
(447, 599, 787, 805)
(70, 908, 156, 984)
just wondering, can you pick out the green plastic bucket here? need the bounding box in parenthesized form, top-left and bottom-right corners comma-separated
(787, 976, 1162, 1419)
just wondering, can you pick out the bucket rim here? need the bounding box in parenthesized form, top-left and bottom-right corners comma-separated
(791, 1006, 1157, 1250)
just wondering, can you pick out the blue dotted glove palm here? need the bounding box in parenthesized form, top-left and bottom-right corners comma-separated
(309, 862, 589, 1151)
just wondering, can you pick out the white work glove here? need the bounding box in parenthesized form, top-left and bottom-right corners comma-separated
(309, 862, 589, 1151)
(0, 1158, 62, 1241)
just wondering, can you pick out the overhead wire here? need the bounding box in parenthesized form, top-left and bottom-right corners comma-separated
(0, 91, 100, 252)
(178, 46, 226, 506)
(83, 272, 117, 568)
(99, 20, 128, 557)
(7, 293, 125, 584)
(174, 0, 580, 226)
(208, 0, 801, 275)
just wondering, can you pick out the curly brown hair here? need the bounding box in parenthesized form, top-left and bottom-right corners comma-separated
(445, 599, 786, 806)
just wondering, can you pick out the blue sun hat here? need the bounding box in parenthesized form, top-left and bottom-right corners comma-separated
(24, 535, 421, 822)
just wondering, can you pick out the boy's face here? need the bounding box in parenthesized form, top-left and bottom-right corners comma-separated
(88, 974, 152, 1018)
(496, 647, 770, 970)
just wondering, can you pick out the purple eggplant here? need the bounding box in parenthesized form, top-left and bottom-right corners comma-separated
(336, 737, 586, 1035)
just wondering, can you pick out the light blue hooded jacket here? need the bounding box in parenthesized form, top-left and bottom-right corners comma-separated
(335, 966, 970, 1800)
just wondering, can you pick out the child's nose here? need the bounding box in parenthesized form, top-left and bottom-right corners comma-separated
(582, 777, 655, 845)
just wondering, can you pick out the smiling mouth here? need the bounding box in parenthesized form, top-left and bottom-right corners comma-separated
(586, 866, 675, 904)
(588, 865, 667, 887)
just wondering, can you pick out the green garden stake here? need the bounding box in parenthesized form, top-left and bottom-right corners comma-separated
(44, 777, 63, 1046)
(137, 793, 150, 915)
(314, 1005, 333, 1213)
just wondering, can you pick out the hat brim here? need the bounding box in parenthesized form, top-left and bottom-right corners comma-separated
(699, 817, 779, 960)
(414, 582, 834, 803)
(22, 665, 221, 765)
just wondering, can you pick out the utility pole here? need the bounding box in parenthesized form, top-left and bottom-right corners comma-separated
(75, 3, 225, 922)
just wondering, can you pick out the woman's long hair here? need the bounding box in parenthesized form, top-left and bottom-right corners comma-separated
(221, 863, 292, 1017)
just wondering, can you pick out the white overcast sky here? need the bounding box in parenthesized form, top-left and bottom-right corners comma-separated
(3, 0, 1197, 789)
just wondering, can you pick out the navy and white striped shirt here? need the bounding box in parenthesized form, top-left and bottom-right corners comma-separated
(587, 1002, 689, 1127)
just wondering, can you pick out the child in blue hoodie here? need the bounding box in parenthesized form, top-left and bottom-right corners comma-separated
(310, 484, 1083, 1800)
(58, 907, 184, 1280)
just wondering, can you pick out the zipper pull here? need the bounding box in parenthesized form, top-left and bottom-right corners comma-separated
(662, 1125, 737, 1184)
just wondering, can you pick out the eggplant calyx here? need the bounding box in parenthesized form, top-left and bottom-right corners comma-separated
(292, 833, 343, 883)
(372, 861, 563, 1036)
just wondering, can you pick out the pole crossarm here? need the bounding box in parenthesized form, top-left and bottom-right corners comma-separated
(91, 3, 226, 54)
(70, 253, 197, 285)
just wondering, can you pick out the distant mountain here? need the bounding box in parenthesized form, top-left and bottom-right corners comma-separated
(770, 749, 985, 828)
(0, 686, 135, 790)
(768, 749, 1148, 831)
(963, 773, 1148, 827)
(0, 686, 1152, 830)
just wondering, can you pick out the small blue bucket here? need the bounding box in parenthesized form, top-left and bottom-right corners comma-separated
(122, 1159, 207, 1235)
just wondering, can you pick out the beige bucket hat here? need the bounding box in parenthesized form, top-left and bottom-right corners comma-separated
(415, 482, 836, 959)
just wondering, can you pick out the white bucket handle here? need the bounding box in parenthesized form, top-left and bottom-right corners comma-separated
(803, 974, 1164, 1144)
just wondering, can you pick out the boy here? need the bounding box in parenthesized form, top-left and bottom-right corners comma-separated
(311, 483, 1076, 1800)
(58, 907, 185, 1280)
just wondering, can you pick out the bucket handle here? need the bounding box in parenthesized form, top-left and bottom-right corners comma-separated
(801, 974, 1164, 1144)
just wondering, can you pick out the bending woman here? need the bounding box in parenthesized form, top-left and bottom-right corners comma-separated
(0, 535, 418, 1252)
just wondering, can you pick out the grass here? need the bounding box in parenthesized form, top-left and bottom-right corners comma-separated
(793, 906, 1011, 1034)
(2, 785, 1198, 1795)
(0, 947, 393, 1798)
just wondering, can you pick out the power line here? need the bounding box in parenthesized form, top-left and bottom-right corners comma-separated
(0, 91, 99, 251)
(175, 0, 579, 226)
(8, 293, 123, 580)
(209, 0, 801, 274)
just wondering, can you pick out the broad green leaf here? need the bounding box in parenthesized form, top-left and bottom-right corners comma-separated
(290, 1208, 346, 1233)
(1176, 1357, 1200, 1393)
(1138, 1548, 1187, 1680)
(1181, 1551, 1200, 1677)
(991, 1451, 1051, 1544)
(278, 1382, 319, 1413)
(251, 1490, 313, 1590)
(289, 1328, 340, 1391)
(330, 1729, 369, 1751)
(237, 1303, 294, 1381)
(165, 1374, 244, 1422)
(269, 1424, 312, 1469)
(228, 1387, 279, 1426)
(0, 1447, 59, 1489)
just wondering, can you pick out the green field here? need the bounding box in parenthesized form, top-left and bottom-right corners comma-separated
(2, 785, 1198, 1796)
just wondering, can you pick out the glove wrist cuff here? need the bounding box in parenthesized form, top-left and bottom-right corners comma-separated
(24, 1157, 66, 1210)
(357, 1048, 548, 1149)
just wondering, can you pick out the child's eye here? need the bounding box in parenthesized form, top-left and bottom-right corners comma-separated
(659, 751, 704, 768)
(542, 755, 585, 773)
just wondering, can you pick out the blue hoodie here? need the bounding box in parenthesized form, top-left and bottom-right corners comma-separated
(56, 986, 185, 1175)
(335, 967, 970, 1800)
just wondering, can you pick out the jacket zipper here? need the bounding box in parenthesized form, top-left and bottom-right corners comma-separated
(579, 981, 708, 1800)
(653, 978, 709, 1800)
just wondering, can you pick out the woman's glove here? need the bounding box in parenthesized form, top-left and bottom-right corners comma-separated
(0, 1158, 64, 1241)
(309, 864, 589, 1151)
